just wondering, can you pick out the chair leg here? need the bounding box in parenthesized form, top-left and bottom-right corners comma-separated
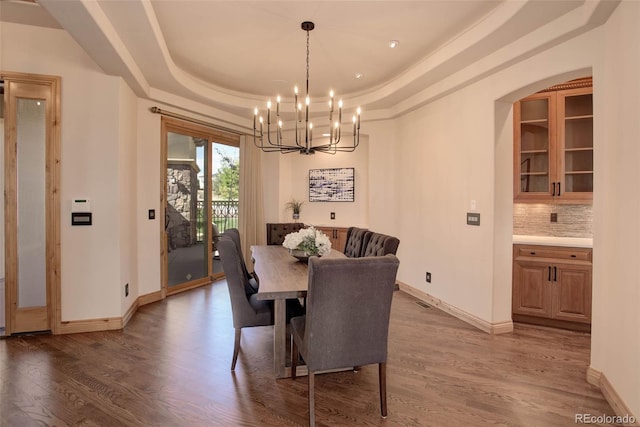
(379, 362, 387, 418)
(291, 337, 298, 379)
(308, 370, 315, 426)
(231, 328, 241, 371)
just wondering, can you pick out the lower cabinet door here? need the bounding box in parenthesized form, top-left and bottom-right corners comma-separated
(551, 262, 592, 323)
(512, 260, 552, 318)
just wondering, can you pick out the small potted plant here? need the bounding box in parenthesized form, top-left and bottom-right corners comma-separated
(285, 198, 304, 221)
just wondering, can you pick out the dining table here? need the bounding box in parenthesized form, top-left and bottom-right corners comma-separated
(251, 245, 345, 378)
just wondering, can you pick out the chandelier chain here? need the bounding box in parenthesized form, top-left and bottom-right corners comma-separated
(306, 29, 310, 95)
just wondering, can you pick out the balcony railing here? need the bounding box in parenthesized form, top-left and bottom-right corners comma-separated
(196, 200, 239, 242)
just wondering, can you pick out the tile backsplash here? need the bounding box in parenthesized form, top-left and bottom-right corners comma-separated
(513, 204, 592, 238)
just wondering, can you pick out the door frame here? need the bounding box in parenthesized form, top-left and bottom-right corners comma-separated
(2, 71, 61, 335)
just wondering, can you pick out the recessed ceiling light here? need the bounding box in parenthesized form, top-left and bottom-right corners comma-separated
(388, 40, 399, 49)
(354, 72, 363, 79)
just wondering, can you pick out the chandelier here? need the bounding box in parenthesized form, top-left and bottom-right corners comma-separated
(253, 21, 361, 155)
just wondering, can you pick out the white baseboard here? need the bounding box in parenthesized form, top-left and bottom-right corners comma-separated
(586, 367, 639, 426)
(397, 281, 513, 335)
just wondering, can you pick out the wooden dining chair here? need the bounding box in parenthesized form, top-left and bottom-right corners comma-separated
(290, 255, 400, 425)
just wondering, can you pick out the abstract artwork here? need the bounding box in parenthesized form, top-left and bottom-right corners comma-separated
(309, 167, 355, 202)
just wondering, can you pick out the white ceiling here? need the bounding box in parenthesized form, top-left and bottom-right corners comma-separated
(1, 0, 619, 124)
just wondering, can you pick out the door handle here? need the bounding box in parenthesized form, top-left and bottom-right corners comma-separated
(554, 266, 557, 282)
(557, 182, 561, 196)
(552, 182, 556, 196)
(548, 266, 551, 282)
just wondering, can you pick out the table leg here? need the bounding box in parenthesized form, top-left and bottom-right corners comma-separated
(273, 299, 287, 378)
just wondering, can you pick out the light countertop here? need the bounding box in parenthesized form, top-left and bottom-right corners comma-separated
(513, 235, 593, 248)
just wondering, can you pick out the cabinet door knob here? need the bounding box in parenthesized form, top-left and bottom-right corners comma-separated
(530, 252, 536, 255)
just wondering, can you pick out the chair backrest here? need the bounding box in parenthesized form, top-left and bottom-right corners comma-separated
(302, 255, 400, 371)
(218, 233, 267, 328)
(362, 232, 400, 257)
(225, 228, 252, 279)
(343, 227, 371, 258)
(266, 222, 305, 245)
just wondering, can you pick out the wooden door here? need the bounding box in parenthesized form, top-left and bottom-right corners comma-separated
(3, 73, 60, 334)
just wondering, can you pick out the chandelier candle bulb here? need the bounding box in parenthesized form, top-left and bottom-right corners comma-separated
(276, 95, 280, 115)
(305, 96, 310, 123)
(330, 90, 334, 112)
(267, 100, 271, 124)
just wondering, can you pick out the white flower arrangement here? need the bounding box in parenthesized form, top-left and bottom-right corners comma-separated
(282, 226, 332, 257)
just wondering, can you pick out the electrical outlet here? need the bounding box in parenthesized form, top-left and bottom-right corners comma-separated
(426, 272, 431, 283)
(551, 212, 558, 223)
(330, 212, 335, 220)
(125, 283, 129, 297)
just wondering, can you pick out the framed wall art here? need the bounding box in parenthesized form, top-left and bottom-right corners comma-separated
(309, 167, 355, 202)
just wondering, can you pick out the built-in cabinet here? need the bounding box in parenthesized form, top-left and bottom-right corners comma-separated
(316, 226, 348, 253)
(514, 78, 593, 203)
(512, 244, 592, 331)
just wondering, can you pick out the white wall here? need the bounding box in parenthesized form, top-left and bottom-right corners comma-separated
(2, 22, 126, 320)
(135, 100, 162, 297)
(268, 135, 369, 228)
(119, 79, 138, 312)
(591, 0, 640, 416)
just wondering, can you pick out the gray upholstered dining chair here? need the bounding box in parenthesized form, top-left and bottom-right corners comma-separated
(343, 227, 371, 258)
(218, 232, 273, 370)
(290, 255, 400, 425)
(225, 228, 258, 294)
(266, 222, 305, 245)
(362, 232, 400, 257)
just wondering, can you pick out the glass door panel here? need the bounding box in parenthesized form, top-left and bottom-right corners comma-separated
(211, 143, 240, 277)
(166, 132, 208, 288)
(517, 96, 552, 195)
(562, 92, 593, 194)
(17, 98, 47, 308)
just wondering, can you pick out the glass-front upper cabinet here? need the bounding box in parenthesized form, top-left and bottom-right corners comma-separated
(514, 78, 593, 203)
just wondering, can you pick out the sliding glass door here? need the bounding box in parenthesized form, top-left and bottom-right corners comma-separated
(165, 131, 209, 288)
(161, 117, 240, 295)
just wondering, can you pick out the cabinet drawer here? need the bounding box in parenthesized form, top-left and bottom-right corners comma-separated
(515, 245, 591, 262)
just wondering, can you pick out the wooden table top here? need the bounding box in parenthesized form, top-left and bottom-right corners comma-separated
(252, 245, 344, 300)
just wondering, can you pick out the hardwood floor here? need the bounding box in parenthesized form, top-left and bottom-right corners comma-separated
(0, 281, 619, 426)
